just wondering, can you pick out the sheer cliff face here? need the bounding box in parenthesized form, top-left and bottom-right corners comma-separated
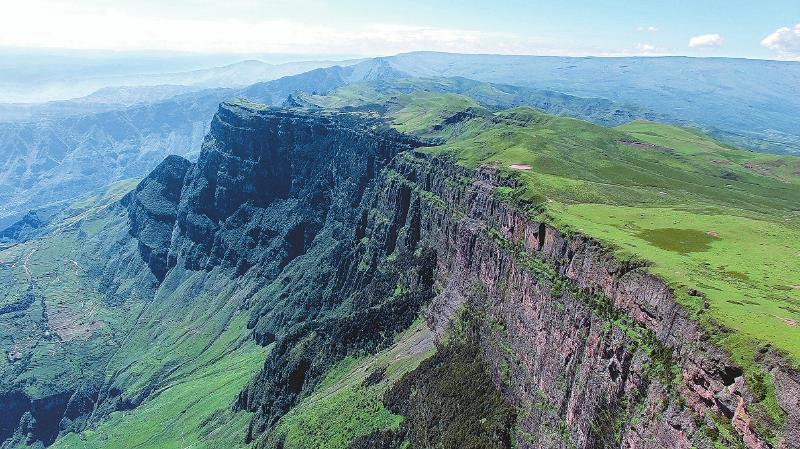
(16, 102, 793, 448)
(169, 103, 420, 274)
(135, 103, 795, 449)
(370, 153, 800, 449)
(154, 103, 794, 449)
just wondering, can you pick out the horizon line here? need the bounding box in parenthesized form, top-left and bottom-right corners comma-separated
(2, 46, 798, 64)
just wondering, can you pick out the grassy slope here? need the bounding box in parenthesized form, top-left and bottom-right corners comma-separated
(1, 180, 265, 449)
(554, 123, 800, 364)
(0, 180, 141, 398)
(46, 269, 267, 447)
(427, 109, 800, 366)
(260, 318, 436, 449)
(51, 319, 265, 449)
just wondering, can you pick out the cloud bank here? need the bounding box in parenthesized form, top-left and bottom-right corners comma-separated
(688, 34, 723, 48)
(761, 24, 800, 60)
(0, 1, 564, 56)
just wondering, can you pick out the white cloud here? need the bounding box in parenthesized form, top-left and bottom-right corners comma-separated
(637, 26, 658, 33)
(688, 33, 723, 49)
(0, 0, 568, 56)
(761, 24, 800, 60)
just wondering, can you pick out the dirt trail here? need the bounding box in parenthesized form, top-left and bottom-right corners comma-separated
(22, 248, 37, 281)
(308, 322, 436, 405)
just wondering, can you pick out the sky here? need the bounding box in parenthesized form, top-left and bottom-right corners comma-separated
(0, 0, 799, 60)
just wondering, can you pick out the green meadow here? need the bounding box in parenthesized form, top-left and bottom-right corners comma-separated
(261, 318, 435, 449)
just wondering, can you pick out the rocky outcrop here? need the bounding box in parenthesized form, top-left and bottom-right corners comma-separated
(183, 102, 440, 440)
(169, 102, 796, 448)
(360, 151, 798, 449)
(0, 205, 63, 244)
(0, 390, 73, 448)
(121, 155, 191, 281)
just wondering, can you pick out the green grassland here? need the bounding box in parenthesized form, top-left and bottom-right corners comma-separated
(423, 106, 800, 367)
(0, 180, 141, 398)
(307, 84, 800, 370)
(260, 317, 436, 449)
(1, 180, 265, 449)
(51, 323, 265, 449)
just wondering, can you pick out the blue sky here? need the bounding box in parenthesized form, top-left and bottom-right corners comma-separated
(1, 0, 799, 60)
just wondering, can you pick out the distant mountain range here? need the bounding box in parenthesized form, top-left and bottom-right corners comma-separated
(0, 60, 401, 228)
(0, 53, 362, 103)
(1, 52, 798, 230)
(384, 52, 800, 155)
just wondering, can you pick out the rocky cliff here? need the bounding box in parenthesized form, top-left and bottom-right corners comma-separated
(208, 104, 798, 448)
(3, 100, 797, 448)
(353, 151, 800, 448)
(162, 102, 798, 448)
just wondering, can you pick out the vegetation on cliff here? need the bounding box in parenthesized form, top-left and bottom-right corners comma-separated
(2, 74, 798, 449)
(300, 82, 799, 445)
(313, 85, 800, 369)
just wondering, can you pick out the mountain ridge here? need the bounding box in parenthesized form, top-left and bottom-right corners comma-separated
(3, 52, 798, 231)
(2, 98, 798, 448)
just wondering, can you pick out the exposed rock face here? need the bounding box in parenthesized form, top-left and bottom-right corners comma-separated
(0, 390, 73, 448)
(0, 212, 46, 243)
(169, 102, 421, 275)
(164, 102, 797, 448)
(8, 101, 794, 448)
(772, 368, 800, 448)
(360, 151, 799, 449)
(0, 204, 65, 244)
(181, 103, 439, 439)
(121, 155, 191, 281)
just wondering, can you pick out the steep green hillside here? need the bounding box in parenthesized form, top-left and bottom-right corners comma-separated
(50, 335, 264, 449)
(0, 173, 264, 448)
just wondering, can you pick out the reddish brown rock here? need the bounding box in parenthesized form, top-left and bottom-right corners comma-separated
(372, 152, 797, 449)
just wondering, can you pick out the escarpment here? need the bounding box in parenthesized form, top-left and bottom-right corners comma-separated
(358, 152, 800, 449)
(33, 101, 794, 448)
(251, 145, 790, 449)
(219, 110, 798, 449)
